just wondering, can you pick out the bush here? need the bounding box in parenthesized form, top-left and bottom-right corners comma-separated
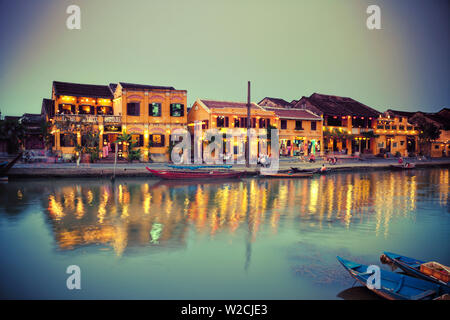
(394, 151, 401, 157)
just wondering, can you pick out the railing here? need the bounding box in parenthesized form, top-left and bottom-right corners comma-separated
(54, 114, 122, 124)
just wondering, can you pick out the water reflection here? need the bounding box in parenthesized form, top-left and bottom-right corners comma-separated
(0, 169, 448, 257)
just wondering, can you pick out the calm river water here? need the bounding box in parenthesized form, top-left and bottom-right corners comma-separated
(0, 169, 449, 299)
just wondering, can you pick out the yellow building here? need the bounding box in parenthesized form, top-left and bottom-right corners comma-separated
(376, 111, 419, 156)
(111, 82, 187, 161)
(187, 99, 277, 156)
(41, 81, 187, 162)
(259, 98, 323, 156)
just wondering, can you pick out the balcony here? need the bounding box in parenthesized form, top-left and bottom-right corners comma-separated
(54, 114, 122, 124)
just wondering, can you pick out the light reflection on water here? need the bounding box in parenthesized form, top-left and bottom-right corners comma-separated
(0, 169, 448, 299)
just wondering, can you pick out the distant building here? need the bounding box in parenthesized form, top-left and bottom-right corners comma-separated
(259, 99, 322, 156)
(294, 93, 381, 155)
(387, 108, 450, 157)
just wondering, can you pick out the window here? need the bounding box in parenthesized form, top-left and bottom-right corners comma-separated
(295, 120, 303, 130)
(385, 125, 390, 130)
(79, 105, 95, 115)
(377, 125, 384, 129)
(391, 125, 397, 130)
(252, 118, 257, 128)
(399, 125, 405, 130)
(400, 141, 405, 146)
(239, 117, 247, 128)
(60, 134, 74, 147)
(127, 103, 140, 116)
(150, 134, 165, 147)
(202, 120, 209, 130)
(399, 117, 403, 123)
(435, 145, 439, 149)
(149, 103, 161, 117)
(407, 126, 413, 130)
(170, 103, 184, 117)
(311, 121, 317, 131)
(131, 134, 144, 147)
(281, 120, 287, 130)
(234, 118, 240, 128)
(326, 117, 342, 126)
(59, 104, 75, 114)
(259, 118, 265, 128)
(217, 116, 229, 128)
(97, 106, 113, 115)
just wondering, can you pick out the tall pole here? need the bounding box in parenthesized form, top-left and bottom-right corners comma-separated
(246, 81, 251, 168)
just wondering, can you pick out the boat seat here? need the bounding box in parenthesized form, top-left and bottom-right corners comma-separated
(394, 275, 405, 293)
(411, 290, 436, 300)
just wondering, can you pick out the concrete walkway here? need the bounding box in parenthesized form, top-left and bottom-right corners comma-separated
(7, 157, 450, 178)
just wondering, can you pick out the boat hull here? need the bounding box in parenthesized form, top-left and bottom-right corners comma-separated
(337, 256, 450, 300)
(383, 252, 450, 288)
(146, 167, 242, 180)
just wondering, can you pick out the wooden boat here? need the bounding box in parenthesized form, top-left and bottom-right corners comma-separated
(167, 164, 232, 170)
(390, 163, 415, 170)
(291, 167, 328, 174)
(0, 153, 22, 177)
(260, 171, 313, 178)
(337, 256, 450, 300)
(382, 252, 450, 287)
(146, 167, 242, 180)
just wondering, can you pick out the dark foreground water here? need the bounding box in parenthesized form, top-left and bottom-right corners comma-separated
(0, 169, 449, 299)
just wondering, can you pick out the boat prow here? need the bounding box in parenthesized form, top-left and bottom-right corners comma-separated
(337, 256, 450, 300)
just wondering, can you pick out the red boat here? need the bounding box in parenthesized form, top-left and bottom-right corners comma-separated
(145, 167, 243, 180)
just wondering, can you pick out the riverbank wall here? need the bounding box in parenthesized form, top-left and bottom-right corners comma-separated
(5, 158, 450, 179)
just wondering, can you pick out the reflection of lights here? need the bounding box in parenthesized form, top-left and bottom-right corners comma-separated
(48, 195, 64, 220)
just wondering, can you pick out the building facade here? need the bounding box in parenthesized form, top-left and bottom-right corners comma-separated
(259, 98, 323, 156)
(41, 81, 187, 161)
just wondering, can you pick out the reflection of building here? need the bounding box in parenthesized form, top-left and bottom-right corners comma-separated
(40, 81, 187, 161)
(259, 97, 323, 156)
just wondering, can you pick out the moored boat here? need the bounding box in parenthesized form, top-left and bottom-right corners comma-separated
(167, 164, 233, 170)
(337, 256, 450, 300)
(146, 167, 243, 180)
(260, 171, 313, 178)
(382, 252, 450, 287)
(0, 153, 22, 178)
(390, 163, 415, 170)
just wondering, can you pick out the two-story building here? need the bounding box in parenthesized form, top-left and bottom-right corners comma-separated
(41, 81, 187, 161)
(293, 93, 381, 155)
(187, 99, 277, 157)
(258, 97, 323, 156)
(378, 110, 419, 156)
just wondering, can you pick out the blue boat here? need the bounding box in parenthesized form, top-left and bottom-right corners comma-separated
(383, 252, 450, 288)
(167, 164, 233, 170)
(337, 256, 450, 300)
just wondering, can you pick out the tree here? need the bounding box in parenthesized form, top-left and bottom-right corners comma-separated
(0, 117, 25, 154)
(417, 120, 441, 156)
(117, 133, 140, 162)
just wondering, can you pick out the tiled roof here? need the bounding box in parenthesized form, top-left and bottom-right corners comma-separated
(119, 82, 176, 91)
(263, 107, 321, 120)
(20, 113, 43, 124)
(297, 93, 381, 118)
(259, 97, 292, 108)
(41, 98, 54, 116)
(386, 109, 417, 118)
(109, 83, 118, 93)
(201, 100, 263, 110)
(53, 81, 113, 99)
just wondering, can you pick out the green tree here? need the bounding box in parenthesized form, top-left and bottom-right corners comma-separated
(0, 118, 25, 153)
(417, 120, 441, 156)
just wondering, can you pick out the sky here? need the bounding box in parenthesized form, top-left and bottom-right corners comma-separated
(0, 0, 448, 116)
